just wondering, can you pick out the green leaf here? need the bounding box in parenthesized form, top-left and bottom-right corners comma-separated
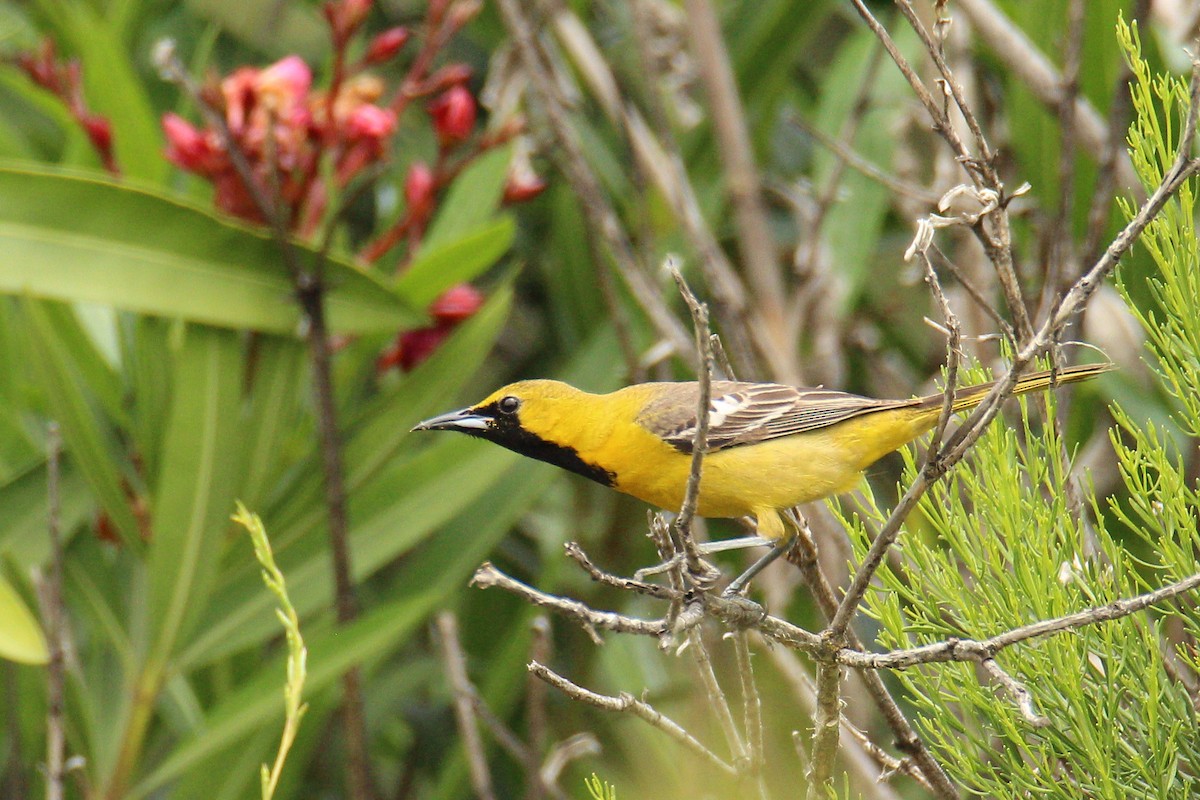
(396, 217, 516, 307)
(421, 145, 513, 249)
(0, 460, 91, 569)
(0, 164, 421, 334)
(22, 298, 141, 544)
(179, 435, 518, 667)
(0, 573, 47, 665)
(146, 326, 244, 665)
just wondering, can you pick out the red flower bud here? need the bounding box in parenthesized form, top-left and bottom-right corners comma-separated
(427, 85, 476, 147)
(404, 161, 436, 218)
(365, 26, 410, 64)
(324, 0, 372, 42)
(395, 326, 452, 371)
(429, 283, 484, 324)
(502, 172, 547, 204)
(82, 114, 113, 156)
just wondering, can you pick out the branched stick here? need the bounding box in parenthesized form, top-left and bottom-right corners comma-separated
(472, 563, 667, 641)
(839, 569, 1200, 670)
(527, 660, 736, 776)
(732, 634, 768, 798)
(564, 543, 680, 601)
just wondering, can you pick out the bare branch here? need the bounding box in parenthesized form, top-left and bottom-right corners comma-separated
(43, 423, 66, 800)
(472, 563, 667, 641)
(564, 543, 680, 601)
(839, 570, 1200, 670)
(527, 660, 737, 775)
(979, 658, 1050, 728)
(670, 264, 721, 583)
(805, 662, 843, 799)
(436, 612, 496, 800)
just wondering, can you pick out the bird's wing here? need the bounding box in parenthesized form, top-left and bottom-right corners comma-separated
(638, 382, 898, 454)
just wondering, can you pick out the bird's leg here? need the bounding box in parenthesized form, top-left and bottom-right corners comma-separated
(698, 535, 772, 554)
(722, 536, 795, 596)
(635, 535, 769, 580)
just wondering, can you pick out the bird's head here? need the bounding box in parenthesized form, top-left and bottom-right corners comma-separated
(412, 379, 587, 440)
(411, 380, 616, 486)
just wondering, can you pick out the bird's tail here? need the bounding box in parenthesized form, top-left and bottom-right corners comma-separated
(913, 362, 1113, 415)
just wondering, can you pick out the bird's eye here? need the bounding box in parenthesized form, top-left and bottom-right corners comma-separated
(498, 395, 520, 414)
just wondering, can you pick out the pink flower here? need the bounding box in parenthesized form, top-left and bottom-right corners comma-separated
(257, 56, 312, 113)
(347, 104, 396, 141)
(427, 85, 476, 147)
(162, 113, 222, 175)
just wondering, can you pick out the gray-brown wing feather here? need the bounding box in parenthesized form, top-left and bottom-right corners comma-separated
(638, 381, 902, 454)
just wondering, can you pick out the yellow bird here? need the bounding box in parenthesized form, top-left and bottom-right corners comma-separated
(414, 363, 1109, 545)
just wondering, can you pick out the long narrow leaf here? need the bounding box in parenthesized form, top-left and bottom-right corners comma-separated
(0, 164, 421, 334)
(146, 325, 244, 666)
(22, 298, 140, 543)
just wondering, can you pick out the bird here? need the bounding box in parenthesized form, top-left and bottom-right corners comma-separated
(413, 363, 1110, 578)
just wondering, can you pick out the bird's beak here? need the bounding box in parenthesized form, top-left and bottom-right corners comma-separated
(411, 407, 492, 433)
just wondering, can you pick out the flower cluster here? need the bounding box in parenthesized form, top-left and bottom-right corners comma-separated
(157, 0, 545, 372)
(15, 39, 117, 174)
(163, 53, 397, 230)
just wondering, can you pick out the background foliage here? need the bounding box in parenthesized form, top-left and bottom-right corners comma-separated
(0, 1, 1197, 799)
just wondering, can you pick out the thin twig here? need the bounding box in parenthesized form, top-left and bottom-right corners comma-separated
(979, 658, 1050, 728)
(45, 423, 66, 800)
(471, 563, 667, 641)
(732, 634, 768, 800)
(669, 264, 719, 581)
(436, 612, 496, 800)
(805, 661, 843, 799)
(687, 628, 747, 772)
(527, 660, 737, 775)
(787, 115, 941, 205)
(911, 248, 961, 462)
(564, 543, 680, 600)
